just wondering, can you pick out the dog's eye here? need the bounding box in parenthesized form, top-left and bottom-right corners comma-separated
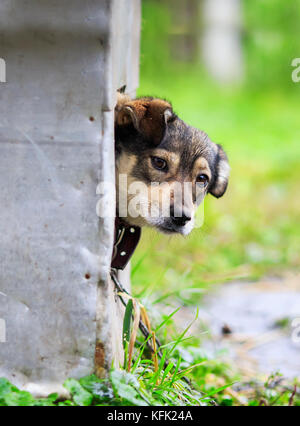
(151, 156, 168, 171)
(196, 174, 209, 187)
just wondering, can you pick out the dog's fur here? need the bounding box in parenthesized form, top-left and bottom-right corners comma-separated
(114, 93, 229, 235)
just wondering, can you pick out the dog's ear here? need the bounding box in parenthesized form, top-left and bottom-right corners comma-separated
(116, 98, 175, 145)
(209, 144, 230, 198)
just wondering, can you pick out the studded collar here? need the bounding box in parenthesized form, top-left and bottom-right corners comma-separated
(111, 217, 141, 270)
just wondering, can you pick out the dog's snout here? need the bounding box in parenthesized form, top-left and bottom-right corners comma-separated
(170, 206, 191, 227)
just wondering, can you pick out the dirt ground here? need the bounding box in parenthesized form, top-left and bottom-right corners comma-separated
(174, 272, 300, 381)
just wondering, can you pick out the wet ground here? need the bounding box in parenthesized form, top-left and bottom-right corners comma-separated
(175, 272, 300, 380)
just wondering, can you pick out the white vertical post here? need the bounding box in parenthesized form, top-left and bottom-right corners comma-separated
(202, 0, 243, 83)
(0, 0, 140, 397)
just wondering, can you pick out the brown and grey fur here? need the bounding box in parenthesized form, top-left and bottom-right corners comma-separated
(115, 94, 230, 235)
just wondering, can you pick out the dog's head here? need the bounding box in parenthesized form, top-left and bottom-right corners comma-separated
(115, 95, 229, 235)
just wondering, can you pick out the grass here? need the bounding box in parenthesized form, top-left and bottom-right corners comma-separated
(2, 369, 298, 406)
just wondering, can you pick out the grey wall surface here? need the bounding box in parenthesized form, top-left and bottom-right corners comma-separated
(0, 0, 140, 396)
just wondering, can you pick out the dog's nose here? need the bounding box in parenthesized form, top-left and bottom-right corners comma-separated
(170, 207, 191, 227)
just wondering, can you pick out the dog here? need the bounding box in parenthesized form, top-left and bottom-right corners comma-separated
(114, 93, 229, 236)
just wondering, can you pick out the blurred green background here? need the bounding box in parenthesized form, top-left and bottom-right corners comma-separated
(131, 0, 300, 298)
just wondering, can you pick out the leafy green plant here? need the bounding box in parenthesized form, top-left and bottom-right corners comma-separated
(0, 378, 59, 406)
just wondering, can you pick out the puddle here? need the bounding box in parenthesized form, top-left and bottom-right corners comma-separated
(176, 273, 300, 379)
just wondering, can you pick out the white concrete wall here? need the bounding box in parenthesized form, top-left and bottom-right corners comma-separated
(0, 0, 140, 396)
